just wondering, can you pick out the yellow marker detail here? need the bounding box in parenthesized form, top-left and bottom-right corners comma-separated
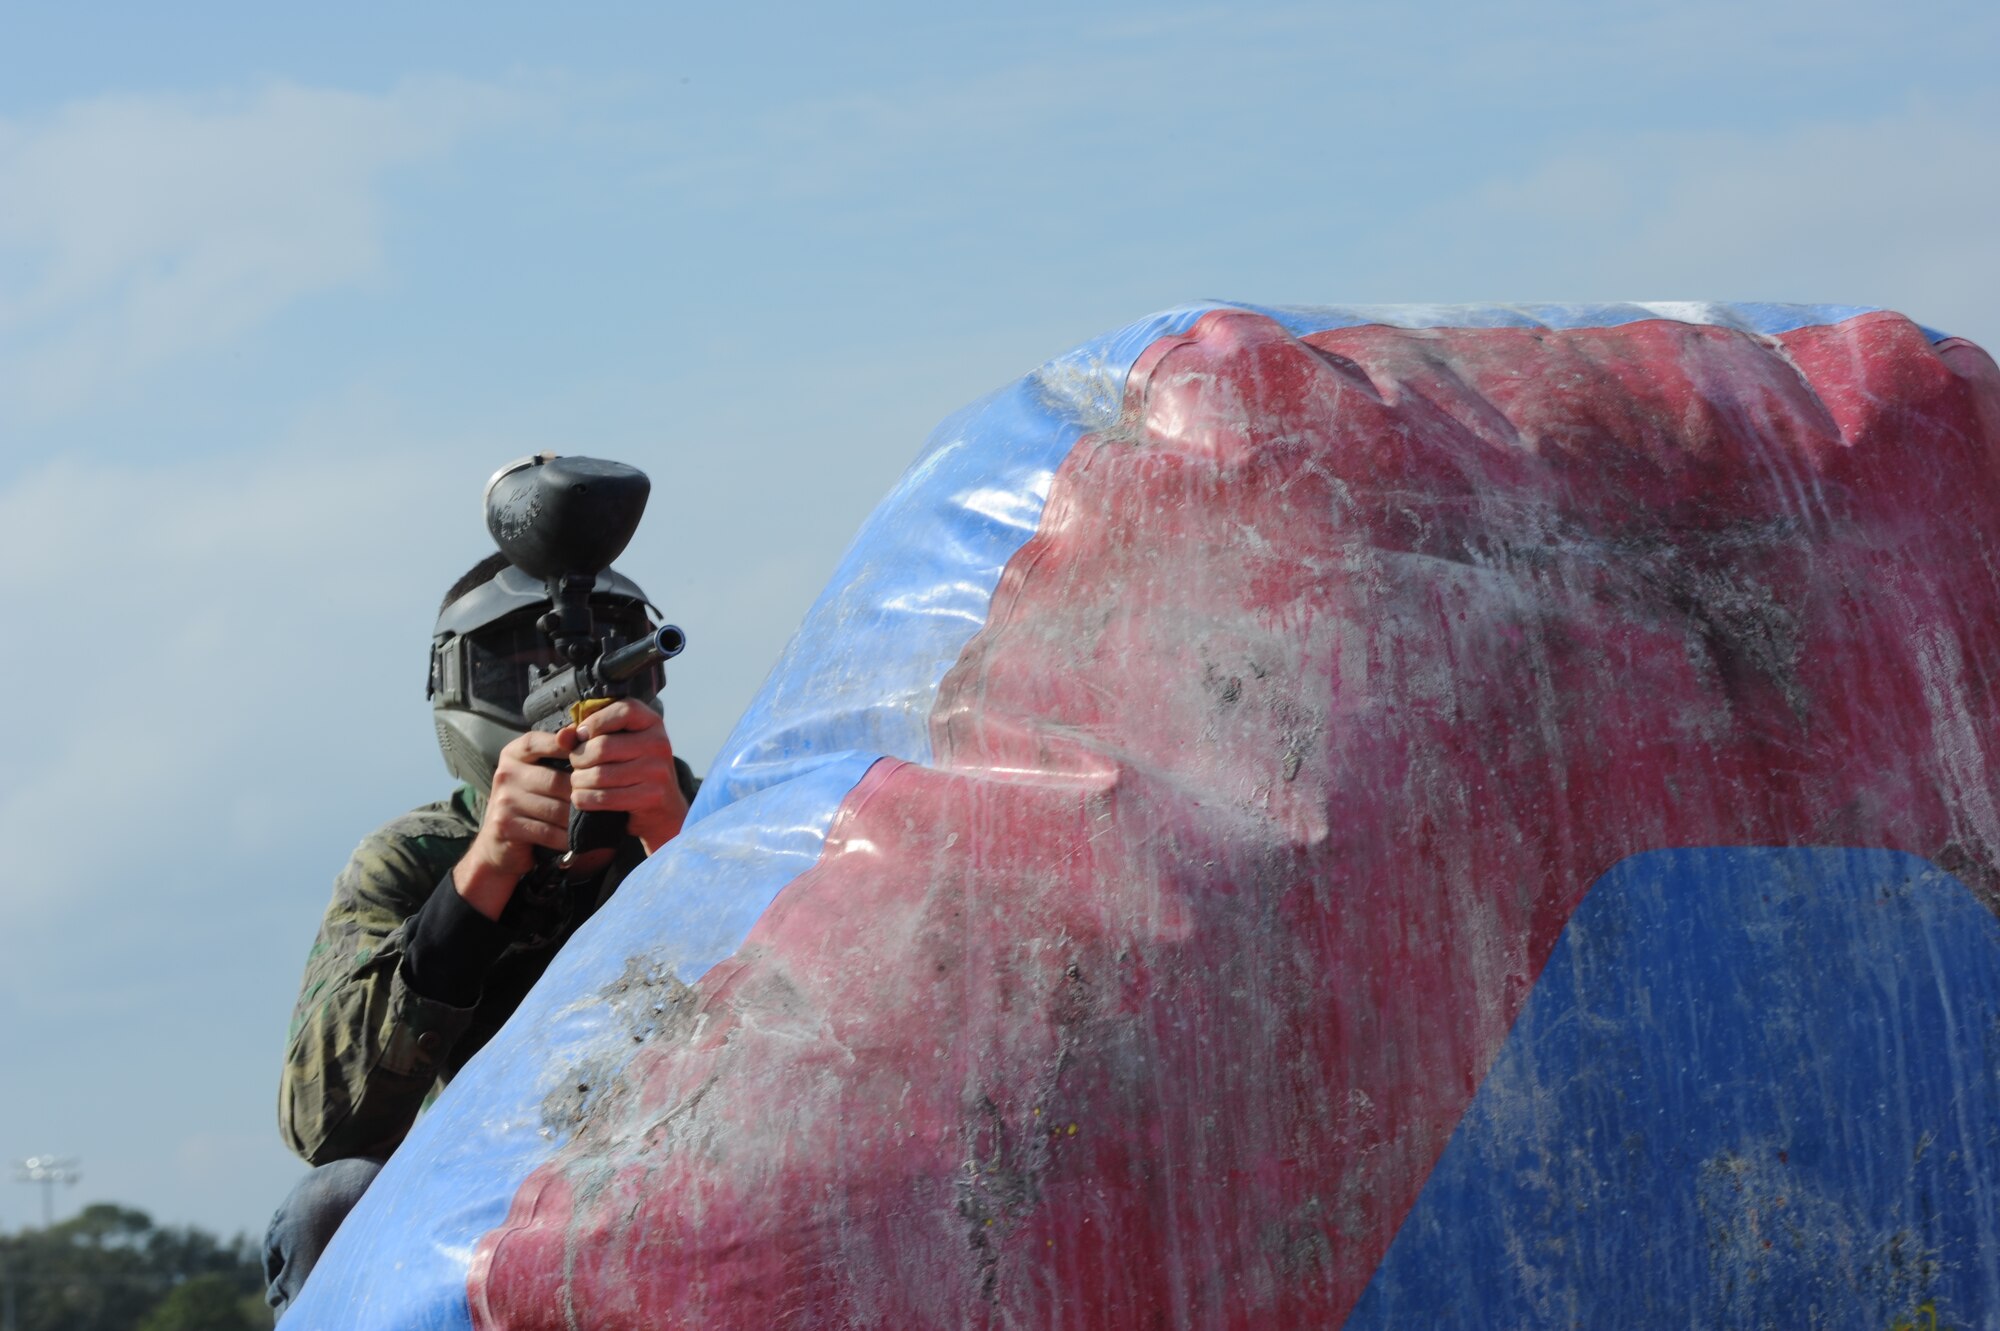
(1890, 1302, 1942, 1331)
(1067, 1124, 1078, 1136)
(571, 697, 615, 726)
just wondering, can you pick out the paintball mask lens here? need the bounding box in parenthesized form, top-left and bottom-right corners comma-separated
(463, 615, 567, 720)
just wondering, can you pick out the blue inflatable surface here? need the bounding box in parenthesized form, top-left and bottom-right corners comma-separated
(1352, 848, 2000, 1328)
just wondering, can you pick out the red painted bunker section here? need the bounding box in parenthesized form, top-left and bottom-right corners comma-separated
(468, 311, 2000, 1328)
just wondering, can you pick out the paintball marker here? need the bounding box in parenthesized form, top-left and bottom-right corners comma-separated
(484, 453, 686, 860)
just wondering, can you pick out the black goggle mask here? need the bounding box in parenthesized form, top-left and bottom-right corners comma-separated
(429, 603, 663, 724)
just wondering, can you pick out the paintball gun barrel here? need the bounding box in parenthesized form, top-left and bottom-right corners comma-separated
(521, 622, 688, 733)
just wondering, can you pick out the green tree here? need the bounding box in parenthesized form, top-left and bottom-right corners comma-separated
(0, 1202, 270, 1331)
(135, 1274, 260, 1331)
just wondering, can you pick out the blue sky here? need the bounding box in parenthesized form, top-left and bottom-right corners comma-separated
(1, 1, 1995, 1238)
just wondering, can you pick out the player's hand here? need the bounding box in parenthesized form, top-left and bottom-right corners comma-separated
(570, 698, 688, 853)
(453, 728, 578, 919)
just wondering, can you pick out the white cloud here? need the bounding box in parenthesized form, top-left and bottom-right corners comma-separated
(0, 77, 519, 416)
(0, 420, 519, 1230)
(1401, 97, 2000, 351)
(0, 445, 461, 931)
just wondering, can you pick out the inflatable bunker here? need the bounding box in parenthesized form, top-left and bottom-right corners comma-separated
(291, 304, 2000, 1328)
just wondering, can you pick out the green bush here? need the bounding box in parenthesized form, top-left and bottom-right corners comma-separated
(0, 1203, 269, 1331)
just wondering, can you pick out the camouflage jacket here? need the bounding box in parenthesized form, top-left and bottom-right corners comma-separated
(279, 782, 666, 1165)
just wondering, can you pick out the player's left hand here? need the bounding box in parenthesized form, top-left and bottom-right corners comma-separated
(569, 698, 688, 854)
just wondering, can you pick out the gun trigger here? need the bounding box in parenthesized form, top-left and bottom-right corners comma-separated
(570, 697, 615, 726)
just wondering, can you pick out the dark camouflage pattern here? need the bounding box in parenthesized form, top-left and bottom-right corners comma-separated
(280, 789, 481, 1164)
(280, 765, 700, 1165)
(279, 787, 626, 1165)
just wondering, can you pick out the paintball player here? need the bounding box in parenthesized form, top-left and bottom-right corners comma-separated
(262, 553, 698, 1316)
